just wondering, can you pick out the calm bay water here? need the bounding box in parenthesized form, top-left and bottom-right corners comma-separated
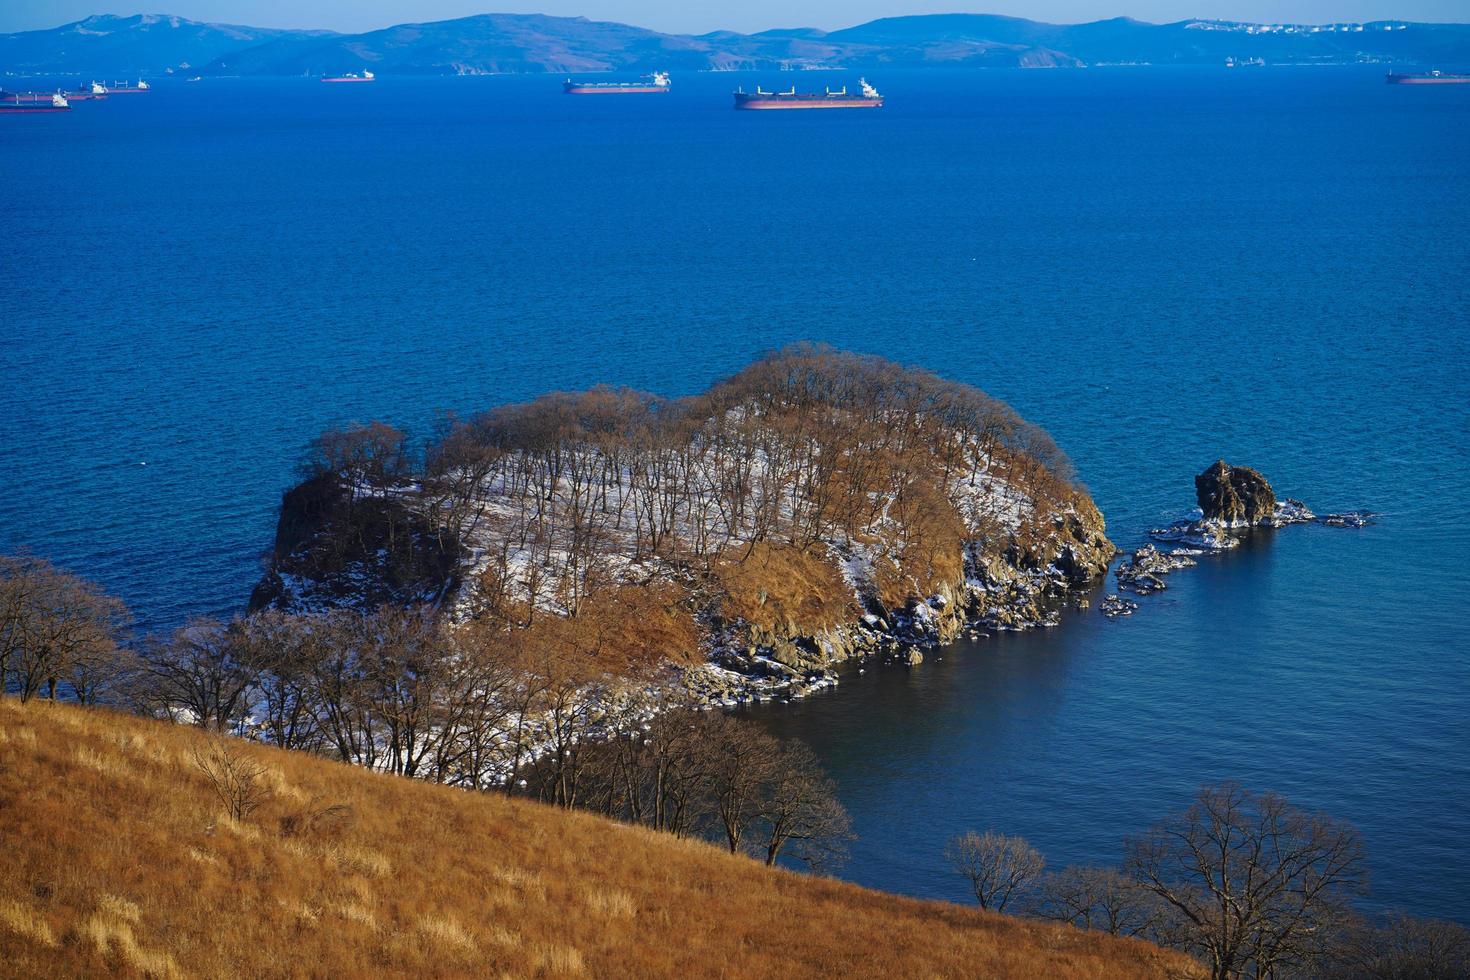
(2, 68, 1467, 920)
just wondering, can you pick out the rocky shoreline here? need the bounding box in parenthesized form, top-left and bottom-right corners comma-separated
(682, 563, 1096, 706)
(691, 460, 1378, 699)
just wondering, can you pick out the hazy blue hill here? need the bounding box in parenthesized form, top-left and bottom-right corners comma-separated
(0, 13, 331, 74)
(1039, 19, 1469, 65)
(3, 11, 1469, 76)
(749, 28, 833, 40)
(209, 13, 711, 75)
(203, 13, 897, 75)
(209, 15, 879, 75)
(827, 13, 1066, 45)
(830, 14, 1470, 66)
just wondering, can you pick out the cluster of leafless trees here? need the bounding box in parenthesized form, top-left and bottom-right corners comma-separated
(3, 554, 852, 869)
(0, 555, 132, 706)
(946, 782, 1469, 980)
(287, 346, 1087, 629)
(560, 706, 853, 869)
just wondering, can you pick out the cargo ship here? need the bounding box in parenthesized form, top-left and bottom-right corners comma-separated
(53, 81, 109, 101)
(0, 93, 70, 114)
(564, 72, 670, 94)
(1386, 70, 1470, 84)
(107, 79, 151, 93)
(2, 87, 96, 103)
(9, 82, 109, 102)
(733, 77, 882, 110)
(68, 82, 110, 100)
(322, 71, 375, 83)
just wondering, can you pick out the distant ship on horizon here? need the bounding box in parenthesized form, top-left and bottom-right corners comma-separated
(1385, 69, 1470, 84)
(107, 79, 150, 93)
(322, 71, 375, 83)
(564, 71, 671, 94)
(733, 78, 883, 110)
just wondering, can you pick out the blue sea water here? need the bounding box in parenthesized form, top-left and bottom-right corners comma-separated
(2, 68, 1468, 921)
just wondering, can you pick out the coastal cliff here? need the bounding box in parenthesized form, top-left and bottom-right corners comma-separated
(253, 347, 1113, 702)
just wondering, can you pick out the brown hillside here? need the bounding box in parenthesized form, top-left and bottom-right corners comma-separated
(0, 699, 1197, 979)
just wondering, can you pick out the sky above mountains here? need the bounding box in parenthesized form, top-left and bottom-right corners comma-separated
(3, 2, 1468, 35)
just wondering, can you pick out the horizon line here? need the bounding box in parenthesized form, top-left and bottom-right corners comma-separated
(9, 9, 1470, 38)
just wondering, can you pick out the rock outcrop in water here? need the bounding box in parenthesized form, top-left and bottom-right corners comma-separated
(1114, 544, 1199, 595)
(1098, 594, 1139, 618)
(1195, 460, 1277, 527)
(1152, 461, 1321, 549)
(1111, 461, 1373, 618)
(253, 347, 1114, 704)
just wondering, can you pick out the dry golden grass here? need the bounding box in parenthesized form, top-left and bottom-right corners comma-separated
(716, 542, 857, 636)
(0, 698, 1199, 979)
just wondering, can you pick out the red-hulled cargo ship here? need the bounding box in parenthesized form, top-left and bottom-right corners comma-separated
(564, 72, 670, 94)
(4, 82, 107, 103)
(322, 71, 375, 83)
(734, 77, 882, 110)
(2, 82, 103, 102)
(1386, 70, 1470, 84)
(0, 93, 70, 114)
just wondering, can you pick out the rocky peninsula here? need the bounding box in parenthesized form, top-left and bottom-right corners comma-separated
(252, 348, 1114, 704)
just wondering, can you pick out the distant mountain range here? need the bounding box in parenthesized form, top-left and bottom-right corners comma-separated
(3, 12, 1469, 76)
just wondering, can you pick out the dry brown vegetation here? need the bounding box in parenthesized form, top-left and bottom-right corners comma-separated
(713, 542, 855, 637)
(0, 698, 1198, 979)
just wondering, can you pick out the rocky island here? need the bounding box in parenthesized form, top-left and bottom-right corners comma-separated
(253, 347, 1114, 703)
(1150, 459, 1369, 550)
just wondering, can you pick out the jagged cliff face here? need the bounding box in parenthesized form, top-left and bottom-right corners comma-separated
(251, 474, 461, 614)
(254, 349, 1112, 699)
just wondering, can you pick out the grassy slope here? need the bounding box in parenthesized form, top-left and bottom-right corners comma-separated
(0, 699, 1197, 979)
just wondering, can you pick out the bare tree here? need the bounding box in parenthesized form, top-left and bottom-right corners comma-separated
(1317, 913, 1470, 980)
(297, 609, 377, 768)
(0, 555, 131, 703)
(352, 605, 452, 779)
(64, 637, 139, 706)
(427, 619, 521, 789)
(1124, 782, 1367, 980)
(191, 737, 273, 822)
(705, 713, 782, 856)
(137, 619, 257, 730)
(0, 555, 38, 684)
(757, 740, 853, 870)
(582, 704, 716, 837)
(304, 421, 410, 499)
(945, 830, 1046, 912)
(1035, 865, 1169, 939)
(233, 610, 325, 751)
